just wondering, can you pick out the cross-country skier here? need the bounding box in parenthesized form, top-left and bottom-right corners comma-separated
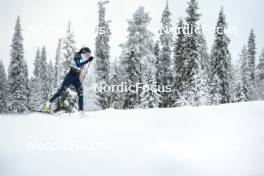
(44, 47, 94, 113)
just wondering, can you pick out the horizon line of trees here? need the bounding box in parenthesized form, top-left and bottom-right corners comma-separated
(0, 0, 264, 114)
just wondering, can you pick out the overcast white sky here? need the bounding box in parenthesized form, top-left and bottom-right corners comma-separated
(0, 0, 263, 76)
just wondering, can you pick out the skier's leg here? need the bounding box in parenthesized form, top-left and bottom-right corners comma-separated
(50, 74, 72, 103)
(73, 78, 84, 111)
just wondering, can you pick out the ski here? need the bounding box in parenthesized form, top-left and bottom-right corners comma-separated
(29, 110, 53, 114)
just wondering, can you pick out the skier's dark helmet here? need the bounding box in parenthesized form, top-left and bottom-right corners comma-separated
(78, 47, 91, 54)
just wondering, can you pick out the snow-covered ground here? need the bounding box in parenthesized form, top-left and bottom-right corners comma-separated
(0, 101, 264, 176)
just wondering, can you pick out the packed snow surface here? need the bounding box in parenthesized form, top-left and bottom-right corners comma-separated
(0, 101, 264, 176)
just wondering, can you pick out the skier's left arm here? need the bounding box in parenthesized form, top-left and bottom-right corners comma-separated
(75, 56, 94, 67)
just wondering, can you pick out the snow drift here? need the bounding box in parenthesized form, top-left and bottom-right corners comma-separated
(0, 101, 264, 176)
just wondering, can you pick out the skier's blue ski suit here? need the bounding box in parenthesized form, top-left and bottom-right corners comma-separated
(50, 54, 92, 111)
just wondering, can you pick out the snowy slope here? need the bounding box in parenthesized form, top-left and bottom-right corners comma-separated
(0, 101, 264, 176)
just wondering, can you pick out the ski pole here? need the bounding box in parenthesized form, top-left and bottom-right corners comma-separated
(68, 61, 92, 117)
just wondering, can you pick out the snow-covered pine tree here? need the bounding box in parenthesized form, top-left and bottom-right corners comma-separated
(247, 29, 256, 82)
(180, 0, 203, 106)
(54, 38, 62, 86)
(47, 60, 55, 94)
(247, 29, 257, 100)
(239, 46, 250, 100)
(6, 16, 28, 113)
(233, 80, 247, 102)
(29, 47, 49, 110)
(140, 60, 160, 108)
(172, 18, 186, 106)
(121, 7, 154, 109)
(33, 48, 41, 77)
(154, 41, 161, 79)
(109, 59, 123, 109)
(28, 77, 37, 110)
(121, 50, 140, 109)
(0, 61, 8, 113)
(209, 74, 222, 104)
(156, 0, 173, 107)
(198, 32, 210, 76)
(256, 48, 264, 99)
(40, 47, 50, 101)
(62, 21, 76, 75)
(23, 61, 29, 87)
(197, 32, 210, 105)
(23, 60, 30, 108)
(95, 0, 111, 109)
(29, 49, 41, 110)
(209, 7, 232, 105)
(195, 61, 210, 105)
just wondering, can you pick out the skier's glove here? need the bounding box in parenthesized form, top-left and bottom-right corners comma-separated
(88, 56, 94, 62)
